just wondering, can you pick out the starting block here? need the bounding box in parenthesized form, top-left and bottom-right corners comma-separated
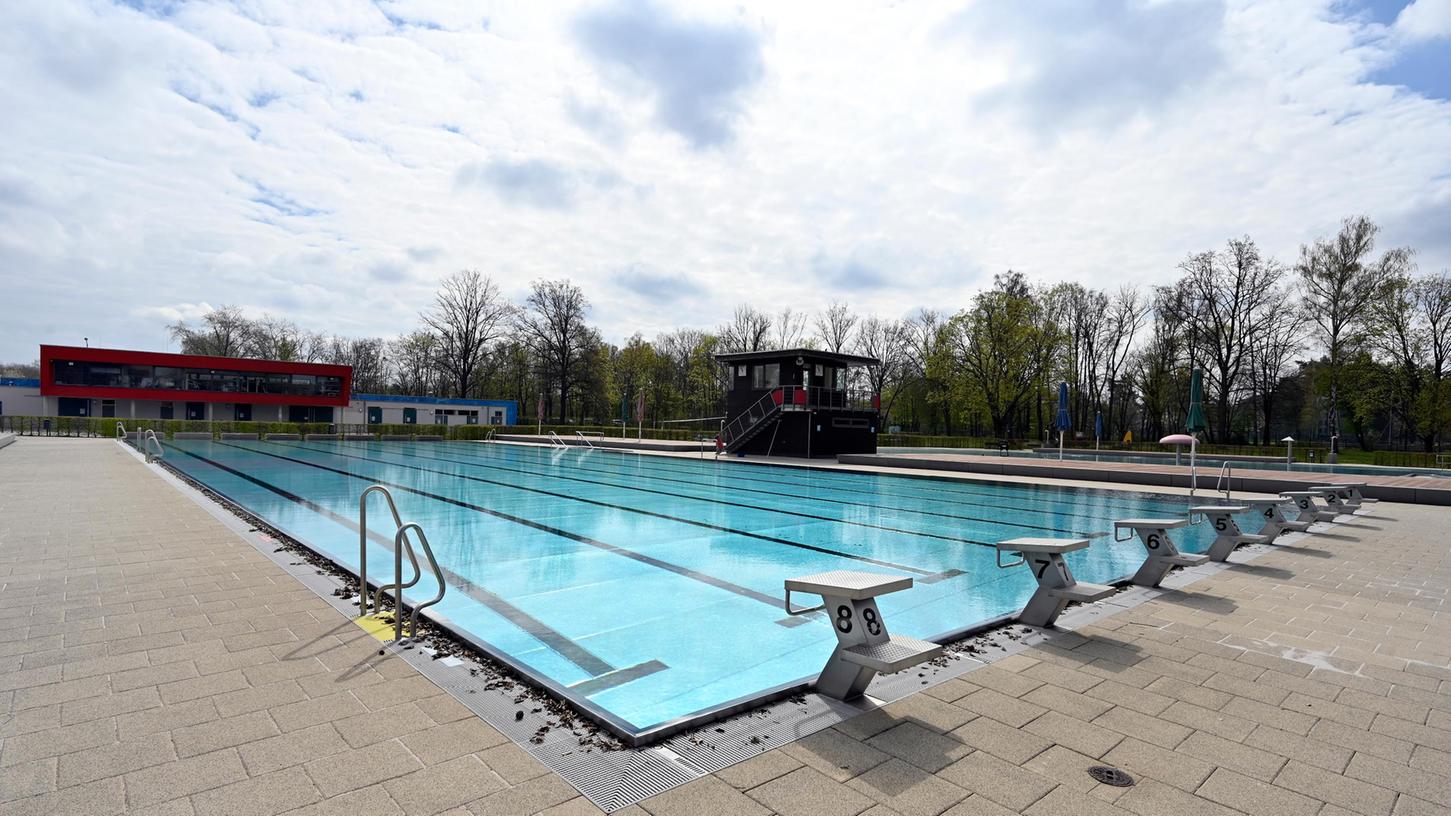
(1114, 518, 1208, 587)
(784, 571, 942, 700)
(1326, 482, 1376, 511)
(1281, 491, 1338, 524)
(1190, 505, 1268, 561)
(995, 538, 1115, 628)
(1235, 497, 1310, 542)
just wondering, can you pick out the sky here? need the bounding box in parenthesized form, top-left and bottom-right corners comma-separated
(1, 0, 1450, 362)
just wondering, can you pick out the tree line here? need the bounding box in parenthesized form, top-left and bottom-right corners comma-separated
(8, 215, 1442, 451)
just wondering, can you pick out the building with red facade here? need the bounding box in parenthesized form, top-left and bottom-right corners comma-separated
(34, 345, 352, 422)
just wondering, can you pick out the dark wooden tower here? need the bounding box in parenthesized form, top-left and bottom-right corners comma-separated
(715, 349, 881, 458)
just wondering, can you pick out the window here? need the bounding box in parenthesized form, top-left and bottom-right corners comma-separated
(751, 363, 780, 389)
(48, 360, 341, 397)
(835, 367, 847, 391)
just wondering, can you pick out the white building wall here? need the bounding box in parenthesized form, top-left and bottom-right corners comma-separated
(0, 384, 45, 415)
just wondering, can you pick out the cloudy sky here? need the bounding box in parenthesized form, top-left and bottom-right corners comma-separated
(2, 0, 1449, 362)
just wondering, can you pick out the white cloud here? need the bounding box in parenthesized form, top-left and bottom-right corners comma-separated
(1395, 0, 1451, 42)
(0, 0, 1449, 362)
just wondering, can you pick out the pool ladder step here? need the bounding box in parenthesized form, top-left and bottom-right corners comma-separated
(358, 485, 446, 644)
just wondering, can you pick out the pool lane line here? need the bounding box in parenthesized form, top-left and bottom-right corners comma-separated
(165, 444, 622, 678)
(206, 441, 791, 608)
(568, 659, 670, 698)
(351, 440, 1116, 536)
(271, 440, 967, 573)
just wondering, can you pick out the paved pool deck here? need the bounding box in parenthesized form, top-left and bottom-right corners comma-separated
(2, 437, 1450, 815)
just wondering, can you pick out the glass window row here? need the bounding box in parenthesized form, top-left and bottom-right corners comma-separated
(51, 360, 343, 397)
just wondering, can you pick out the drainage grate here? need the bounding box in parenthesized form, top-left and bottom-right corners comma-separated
(1087, 765, 1136, 787)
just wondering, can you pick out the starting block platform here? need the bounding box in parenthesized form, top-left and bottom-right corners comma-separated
(994, 537, 1115, 628)
(784, 570, 942, 700)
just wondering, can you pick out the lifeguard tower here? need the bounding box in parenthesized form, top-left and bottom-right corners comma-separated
(714, 348, 880, 457)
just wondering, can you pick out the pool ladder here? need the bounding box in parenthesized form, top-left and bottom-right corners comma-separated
(547, 431, 566, 447)
(142, 429, 164, 463)
(358, 485, 446, 644)
(1214, 462, 1233, 500)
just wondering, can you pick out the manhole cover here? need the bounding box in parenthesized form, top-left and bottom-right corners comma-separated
(1087, 765, 1136, 787)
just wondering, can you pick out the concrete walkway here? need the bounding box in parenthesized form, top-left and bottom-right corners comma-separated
(3, 438, 1450, 815)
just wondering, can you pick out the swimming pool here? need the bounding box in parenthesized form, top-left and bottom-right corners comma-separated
(159, 439, 1242, 742)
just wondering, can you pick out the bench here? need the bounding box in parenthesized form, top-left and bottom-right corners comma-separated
(218, 432, 259, 440)
(304, 433, 341, 441)
(995, 538, 1115, 628)
(1280, 490, 1339, 523)
(173, 432, 211, 440)
(342, 434, 376, 441)
(1235, 497, 1310, 542)
(1114, 518, 1209, 587)
(263, 433, 301, 440)
(784, 570, 942, 700)
(1190, 505, 1269, 561)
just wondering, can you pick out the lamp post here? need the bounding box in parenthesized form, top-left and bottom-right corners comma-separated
(1281, 436, 1295, 470)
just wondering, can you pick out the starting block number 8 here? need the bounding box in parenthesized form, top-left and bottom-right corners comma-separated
(835, 604, 883, 637)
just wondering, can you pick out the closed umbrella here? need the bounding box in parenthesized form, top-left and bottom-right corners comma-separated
(1056, 382, 1071, 460)
(1186, 369, 1207, 493)
(1094, 410, 1103, 451)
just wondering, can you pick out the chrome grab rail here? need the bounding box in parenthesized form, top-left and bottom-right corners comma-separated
(546, 431, 566, 447)
(484, 429, 496, 442)
(1215, 462, 1233, 500)
(575, 431, 599, 448)
(359, 485, 408, 617)
(142, 430, 164, 462)
(391, 523, 445, 642)
(115, 421, 127, 441)
(358, 485, 446, 643)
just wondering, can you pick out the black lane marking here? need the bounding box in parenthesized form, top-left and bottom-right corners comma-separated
(567, 659, 670, 698)
(207, 441, 787, 608)
(918, 569, 967, 584)
(166, 444, 615, 677)
(276, 440, 952, 573)
(340, 440, 1106, 538)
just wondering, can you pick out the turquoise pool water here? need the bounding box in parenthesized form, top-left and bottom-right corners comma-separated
(159, 439, 1238, 739)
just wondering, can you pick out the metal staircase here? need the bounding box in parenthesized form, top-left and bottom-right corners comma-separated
(720, 388, 790, 453)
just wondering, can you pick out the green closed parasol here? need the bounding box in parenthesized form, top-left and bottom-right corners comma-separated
(1187, 369, 1207, 434)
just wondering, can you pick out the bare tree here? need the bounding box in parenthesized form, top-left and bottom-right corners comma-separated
(516, 279, 591, 423)
(1298, 216, 1412, 447)
(389, 331, 440, 396)
(420, 270, 514, 398)
(1180, 237, 1283, 441)
(1247, 290, 1305, 444)
(855, 316, 909, 422)
(772, 308, 808, 348)
(168, 305, 251, 357)
(717, 305, 772, 353)
(245, 315, 312, 361)
(813, 301, 858, 354)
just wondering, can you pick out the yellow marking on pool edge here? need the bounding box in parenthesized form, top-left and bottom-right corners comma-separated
(354, 613, 397, 641)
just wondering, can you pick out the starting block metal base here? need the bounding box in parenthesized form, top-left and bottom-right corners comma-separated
(1235, 497, 1309, 542)
(1114, 518, 1208, 587)
(1190, 505, 1268, 561)
(784, 570, 941, 700)
(995, 538, 1115, 628)
(1283, 490, 1339, 523)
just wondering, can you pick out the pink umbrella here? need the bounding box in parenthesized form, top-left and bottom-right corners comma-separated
(1160, 434, 1199, 497)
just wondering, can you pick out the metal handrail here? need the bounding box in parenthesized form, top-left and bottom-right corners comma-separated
(1215, 462, 1233, 500)
(358, 484, 447, 643)
(142, 430, 164, 462)
(484, 429, 496, 442)
(575, 431, 602, 448)
(720, 388, 785, 450)
(391, 523, 445, 642)
(359, 485, 410, 618)
(546, 431, 566, 447)
(115, 421, 127, 441)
